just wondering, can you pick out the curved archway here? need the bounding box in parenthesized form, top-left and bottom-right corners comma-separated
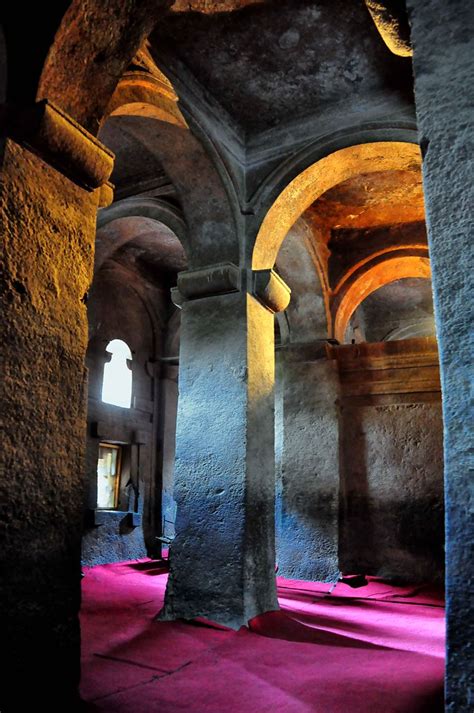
(275, 218, 331, 341)
(333, 255, 431, 342)
(96, 197, 188, 274)
(104, 71, 187, 129)
(99, 111, 239, 267)
(98, 196, 187, 237)
(37, 1, 170, 135)
(252, 141, 422, 270)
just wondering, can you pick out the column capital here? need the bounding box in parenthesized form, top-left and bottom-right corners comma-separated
(172, 263, 291, 314)
(251, 268, 291, 314)
(171, 262, 241, 307)
(2, 100, 114, 191)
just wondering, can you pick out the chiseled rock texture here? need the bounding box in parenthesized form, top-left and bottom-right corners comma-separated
(407, 1, 474, 708)
(339, 401, 444, 582)
(161, 291, 279, 628)
(0, 139, 98, 709)
(276, 355, 340, 582)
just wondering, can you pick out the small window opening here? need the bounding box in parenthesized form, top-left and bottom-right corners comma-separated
(97, 443, 122, 509)
(102, 339, 132, 408)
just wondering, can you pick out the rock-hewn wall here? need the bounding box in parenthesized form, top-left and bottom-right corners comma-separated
(339, 399, 444, 581)
(332, 339, 444, 583)
(276, 353, 340, 582)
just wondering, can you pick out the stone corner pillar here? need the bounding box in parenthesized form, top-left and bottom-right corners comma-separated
(275, 341, 341, 583)
(405, 2, 474, 710)
(159, 263, 290, 629)
(0, 99, 113, 708)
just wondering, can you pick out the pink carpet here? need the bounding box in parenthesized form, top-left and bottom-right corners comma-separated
(81, 560, 445, 712)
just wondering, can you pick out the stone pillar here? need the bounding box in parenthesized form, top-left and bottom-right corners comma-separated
(275, 344, 340, 582)
(0, 100, 113, 708)
(405, 2, 474, 710)
(159, 360, 179, 546)
(160, 264, 290, 628)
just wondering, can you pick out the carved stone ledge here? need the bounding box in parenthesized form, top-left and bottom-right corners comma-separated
(327, 337, 441, 398)
(172, 264, 291, 314)
(5, 100, 114, 190)
(173, 262, 241, 307)
(251, 269, 291, 314)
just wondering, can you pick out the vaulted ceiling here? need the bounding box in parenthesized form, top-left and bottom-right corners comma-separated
(149, 0, 413, 136)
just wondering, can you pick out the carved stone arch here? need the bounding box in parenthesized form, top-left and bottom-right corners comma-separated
(98, 196, 186, 236)
(251, 139, 421, 270)
(102, 85, 241, 267)
(144, 38, 245, 249)
(275, 219, 330, 342)
(249, 125, 418, 220)
(34, 0, 242, 269)
(96, 196, 188, 273)
(37, 0, 173, 135)
(104, 71, 188, 129)
(101, 113, 239, 267)
(333, 253, 431, 343)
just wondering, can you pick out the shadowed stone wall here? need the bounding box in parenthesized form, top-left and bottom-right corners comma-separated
(330, 338, 444, 582)
(340, 399, 444, 582)
(276, 351, 340, 582)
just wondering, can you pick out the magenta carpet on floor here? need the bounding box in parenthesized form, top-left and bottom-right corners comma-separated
(81, 560, 445, 712)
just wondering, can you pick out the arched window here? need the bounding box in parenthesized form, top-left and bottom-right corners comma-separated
(101, 339, 132, 408)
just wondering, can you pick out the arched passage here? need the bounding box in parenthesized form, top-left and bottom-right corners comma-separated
(252, 141, 422, 270)
(83, 198, 188, 566)
(99, 110, 239, 267)
(37, 0, 172, 135)
(96, 198, 188, 274)
(333, 253, 431, 342)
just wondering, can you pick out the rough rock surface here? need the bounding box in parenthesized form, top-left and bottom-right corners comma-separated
(0, 139, 99, 708)
(276, 356, 340, 582)
(340, 401, 444, 582)
(407, 1, 474, 708)
(161, 291, 279, 628)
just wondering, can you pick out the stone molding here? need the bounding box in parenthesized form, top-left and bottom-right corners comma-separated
(176, 262, 241, 301)
(251, 268, 291, 314)
(327, 337, 441, 397)
(105, 70, 188, 128)
(4, 99, 114, 190)
(171, 263, 291, 314)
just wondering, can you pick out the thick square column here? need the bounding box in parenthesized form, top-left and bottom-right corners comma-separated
(0, 100, 113, 709)
(406, 2, 474, 709)
(160, 264, 290, 628)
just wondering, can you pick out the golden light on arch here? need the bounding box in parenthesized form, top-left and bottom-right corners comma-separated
(252, 141, 422, 270)
(333, 255, 431, 343)
(105, 73, 188, 128)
